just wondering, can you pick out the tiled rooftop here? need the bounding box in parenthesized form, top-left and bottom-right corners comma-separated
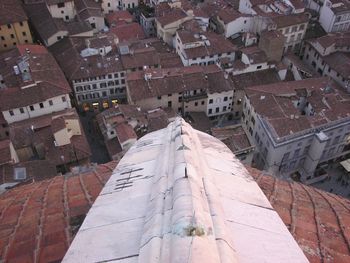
(248, 167, 350, 263)
(0, 0, 28, 25)
(127, 65, 233, 101)
(245, 77, 350, 138)
(0, 44, 71, 93)
(1, 120, 350, 262)
(0, 161, 117, 262)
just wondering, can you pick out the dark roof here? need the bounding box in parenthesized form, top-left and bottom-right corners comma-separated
(109, 23, 146, 43)
(0, 160, 57, 184)
(0, 140, 12, 166)
(211, 125, 253, 153)
(217, 7, 243, 24)
(0, 161, 118, 262)
(9, 109, 91, 166)
(0, 82, 68, 110)
(65, 20, 93, 36)
(230, 68, 281, 90)
(49, 37, 124, 80)
(0, 0, 28, 25)
(178, 31, 237, 59)
(271, 12, 309, 28)
(245, 78, 350, 138)
(322, 52, 350, 78)
(156, 8, 187, 27)
(24, 3, 68, 42)
(127, 65, 233, 102)
(75, 0, 103, 20)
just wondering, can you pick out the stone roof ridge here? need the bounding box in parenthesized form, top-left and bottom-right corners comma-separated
(137, 119, 238, 262)
(63, 118, 309, 262)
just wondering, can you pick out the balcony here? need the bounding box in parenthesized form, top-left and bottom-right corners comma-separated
(182, 92, 208, 102)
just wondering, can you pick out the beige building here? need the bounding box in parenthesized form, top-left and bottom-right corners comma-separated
(45, 0, 76, 21)
(127, 65, 234, 118)
(0, 0, 33, 51)
(156, 8, 192, 46)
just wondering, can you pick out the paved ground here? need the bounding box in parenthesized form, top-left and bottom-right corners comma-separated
(79, 111, 111, 164)
(312, 163, 350, 199)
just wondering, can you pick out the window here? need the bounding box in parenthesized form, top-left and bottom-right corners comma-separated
(10, 34, 15, 39)
(208, 109, 212, 114)
(195, 102, 198, 106)
(22, 32, 26, 36)
(216, 107, 219, 113)
(108, 74, 112, 79)
(20, 108, 24, 114)
(251, 117, 255, 125)
(39, 103, 44, 108)
(209, 99, 213, 104)
(9, 110, 14, 116)
(293, 148, 301, 158)
(1, 36, 4, 40)
(49, 100, 53, 106)
(7, 24, 11, 29)
(168, 101, 172, 107)
(61, 96, 66, 102)
(19, 22, 24, 26)
(282, 152, 290, 162)
(157, 96, 161, 100)
(223, 106, 227, 111)
(224, 96, 228, 101)
(110, 88, 115, 94)
(121, 79, 125, 84)
(201, 101, 205, 105)
(256, 65, 262, 69)
(30, 105, 34, 111)
(57, 2, 65, 8)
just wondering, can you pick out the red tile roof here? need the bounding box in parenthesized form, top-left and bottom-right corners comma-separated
(109, 22, 146, 43)
(156, 8, 188, 27)
(0, 140, 11, 166)
(0, 0, 28, 25)
(2, 159, 350, 262)
(248, 167, 350, 263)
(0, 161, 118, 262)
(106, 10, 133, 24)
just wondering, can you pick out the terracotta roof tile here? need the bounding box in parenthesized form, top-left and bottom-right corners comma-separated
(248, 167, 350, 263)
(0, 0, 27, 25)
(0, 161, 118, 262)
(0, 140, 12, 166)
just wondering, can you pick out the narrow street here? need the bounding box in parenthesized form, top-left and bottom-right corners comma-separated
(79, 111, 111, 164)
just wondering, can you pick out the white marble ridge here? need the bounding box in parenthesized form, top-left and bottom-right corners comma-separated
(63, 118, 309, 263)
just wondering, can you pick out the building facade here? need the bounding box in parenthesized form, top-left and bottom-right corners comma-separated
(302, 33, 350, 92)
(0, 0, 33, 51)
(127, 66, 234, 118)
(242, 78, 350, 182)
(319, 0, 350, 32)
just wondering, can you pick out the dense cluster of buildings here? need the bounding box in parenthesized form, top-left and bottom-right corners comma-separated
(1, 0, 350, 262)
(0, 0, 349, 189)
